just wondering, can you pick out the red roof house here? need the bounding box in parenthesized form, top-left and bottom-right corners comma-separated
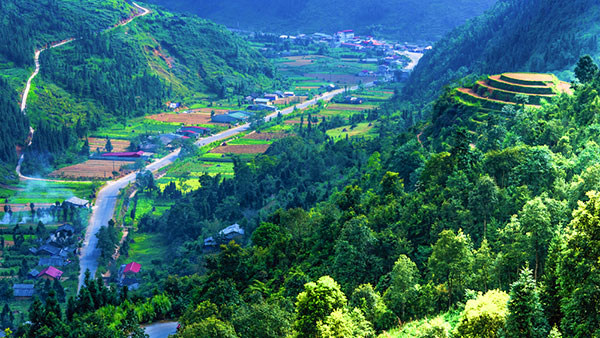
(37, 266, 63, 281)
(123, 262, 141, 275)
(101, 151, 144, 158)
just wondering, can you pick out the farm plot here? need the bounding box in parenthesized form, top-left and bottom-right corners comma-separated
(326, 122, 378, 139)
(49, 160, 136, 179)
(147, 112, 215, 125)
(210, 144, 270, 154)
(244, 132, 291, 140)
(88, 137, 130, 153)
(305, 73, 376, 85)
(4, 181, 96, 205)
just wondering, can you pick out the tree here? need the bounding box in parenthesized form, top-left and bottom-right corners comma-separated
(294, 276, 347, 338)
(514, 94, 529, 109)
(503, 267, 549, 338)
(316, 308, 374, 338)
(231, 302, 292, 338)
(428, 229, 473, 309)
(105, 138, 113, 153)
(557, 191, 600, 337)
(574, 55, 598, 83)
(175, 317, 238, 338)
(454, 290, 509, 338)
(383, 255, 419, 320)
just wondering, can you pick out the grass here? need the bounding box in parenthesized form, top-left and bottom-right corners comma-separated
(380, 311, 460, 338)
(326, 122, 377, 139)
(3, 181, 97, 205)
(127, 233, 169, 268)
(133, 196, 173, 223)
(93, 116, 182, 139)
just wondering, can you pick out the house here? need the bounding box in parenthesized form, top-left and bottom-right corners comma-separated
(118, 262, 141, 290)
(36, 244, 61, 256)
(37, 266, 63, 281)
(13, 284, 35, 300)
(264, 94, 279, 101)
(27, 269, 39, 279)
(229, 112, 251, 120)
(247, 104, 277, 112)
(179, 126, 211, 134)
(335, 30, 354, 42)
(139, 142, 159, 153)
(284, 91, 295, 97)
(203, 223, 246, 251)
(254, 98, 271, 105)
(38, 256, 67, 267)
(101, 151, 144, 158)
(56, 224, 75, 236)
(123, 261, 141, 275)
(168, 102, 181, 109)
(176, 130, 199, 138)
(361, 58, 379, 64)
(64, 197, 89, 208)
(211, 114, 241, 124)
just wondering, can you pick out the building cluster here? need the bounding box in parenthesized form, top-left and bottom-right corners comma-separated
(14, 223, 81, 299)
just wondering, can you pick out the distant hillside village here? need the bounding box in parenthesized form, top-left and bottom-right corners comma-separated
(235, 27, 431, 82)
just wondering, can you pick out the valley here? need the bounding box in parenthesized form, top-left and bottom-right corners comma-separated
(2, 1, 600, 338)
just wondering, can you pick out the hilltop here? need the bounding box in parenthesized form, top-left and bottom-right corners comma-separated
(404, 0, 600, 103)
(144, 0, 496, 42)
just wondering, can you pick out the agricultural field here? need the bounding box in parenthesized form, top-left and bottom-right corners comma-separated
(49, 160, 137, 180)
(147, 112, 215, 126)
(93, 116, 182, 140)
(326, 122, 378, 140)
(88, 137, 130, 153)
(277, 55, 380, 92)
(0, 180, 97, 207)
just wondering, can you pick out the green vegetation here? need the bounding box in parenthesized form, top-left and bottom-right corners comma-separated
(145, 0, 496, 41)
(405, 0, 600, 103)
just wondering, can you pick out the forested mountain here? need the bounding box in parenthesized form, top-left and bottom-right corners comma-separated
(144, 0, 497, 41)
(404, 0, 600, 103)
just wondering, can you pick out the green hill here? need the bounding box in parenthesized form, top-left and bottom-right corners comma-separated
(144, 0, 496, 41)
(0, 0, 275, 177)
(404, 0, 600, 103)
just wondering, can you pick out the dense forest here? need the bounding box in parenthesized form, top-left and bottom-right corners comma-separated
(404, 0, 600, 103)
(144, 0, 496, 41)
(13, 58, 600, 337)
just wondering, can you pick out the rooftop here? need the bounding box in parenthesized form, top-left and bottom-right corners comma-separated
(124, 261, 141, 274)
(38, 266, 63, 279)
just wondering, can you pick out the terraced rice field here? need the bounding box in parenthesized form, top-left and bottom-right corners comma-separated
(49, 160, 136, 179)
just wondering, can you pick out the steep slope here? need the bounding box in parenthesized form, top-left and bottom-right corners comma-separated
(144, 0, 496, 41)
(404, 0, 600, 103)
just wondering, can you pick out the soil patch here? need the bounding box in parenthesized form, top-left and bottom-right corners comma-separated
(49, 160, 136, 179)
(210, 144, 270, 154)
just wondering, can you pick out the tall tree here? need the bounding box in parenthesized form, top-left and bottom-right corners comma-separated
(574, 55, 599, 84)
(503, 267, 549, 338)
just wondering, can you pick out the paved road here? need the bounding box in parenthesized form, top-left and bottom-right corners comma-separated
(143, 321, 178, 338)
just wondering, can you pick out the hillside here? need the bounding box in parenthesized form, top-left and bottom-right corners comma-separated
(404, 0, 600, 102)
(144, 0, 497, 41)
(0, 0, 275, 175)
